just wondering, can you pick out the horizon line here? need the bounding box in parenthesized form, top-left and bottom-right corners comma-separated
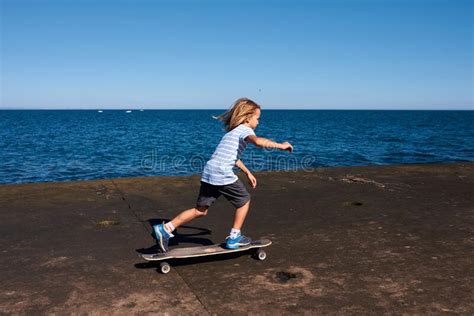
(0, 108, 472, 111)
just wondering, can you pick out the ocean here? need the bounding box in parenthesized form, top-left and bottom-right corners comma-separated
(1, 110, 472, 185)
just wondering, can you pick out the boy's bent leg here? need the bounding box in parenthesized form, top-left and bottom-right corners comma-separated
(218, 179, 251, 231)
(225, 200, 252, 249)
(232, 200, 250, 230)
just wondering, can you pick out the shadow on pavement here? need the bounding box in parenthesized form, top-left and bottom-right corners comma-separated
(135, 218, 214, 254)
(135, 218, 258, 271)
(134, 250, 257, 271)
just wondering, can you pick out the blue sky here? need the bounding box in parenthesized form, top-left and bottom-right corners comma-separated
(1, 0, 472, 109)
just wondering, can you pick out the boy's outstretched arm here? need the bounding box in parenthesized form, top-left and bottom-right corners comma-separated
(246, 135, 293, 152)
(235, 159, 257, 188)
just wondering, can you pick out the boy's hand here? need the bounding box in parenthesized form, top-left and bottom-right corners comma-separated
(247, 173, 257, 189)
(281, 141, 293, 153)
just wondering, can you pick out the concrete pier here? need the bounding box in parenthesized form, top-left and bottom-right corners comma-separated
(1, 162, 473, 314)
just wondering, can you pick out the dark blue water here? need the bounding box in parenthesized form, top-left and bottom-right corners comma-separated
(1, 110, 473, 185)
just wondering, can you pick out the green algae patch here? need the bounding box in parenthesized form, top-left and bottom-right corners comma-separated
(96, 219, 121, 227)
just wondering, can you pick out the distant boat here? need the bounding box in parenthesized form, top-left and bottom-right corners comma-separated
(140, 109, 144, 112)
(97, 110, 103, 113)
(126, 110, 132, 113)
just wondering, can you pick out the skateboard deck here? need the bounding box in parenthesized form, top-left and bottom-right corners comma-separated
(141, 239, 272, 273)
(142, 239, 272, 261)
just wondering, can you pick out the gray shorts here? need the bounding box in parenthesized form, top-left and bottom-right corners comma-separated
(196, 179, 251, 209)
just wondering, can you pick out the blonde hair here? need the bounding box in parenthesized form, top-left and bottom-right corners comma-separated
(216, 98, 261, 132)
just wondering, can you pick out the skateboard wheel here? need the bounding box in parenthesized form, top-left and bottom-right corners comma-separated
(256, 249, 267, 261)
(159, 262, 171, 274)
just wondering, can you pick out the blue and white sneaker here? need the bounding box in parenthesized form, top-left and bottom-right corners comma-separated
(153, 224, 171, 253)
(225, 233, 252, 249)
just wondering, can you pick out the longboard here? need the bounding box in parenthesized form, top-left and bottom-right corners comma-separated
(141, 239, 272, 274)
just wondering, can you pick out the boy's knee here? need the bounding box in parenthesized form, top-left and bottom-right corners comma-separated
(195, 206, 209, 216)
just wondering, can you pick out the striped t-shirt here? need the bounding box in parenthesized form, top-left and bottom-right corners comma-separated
(201, 124, 256, 185)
